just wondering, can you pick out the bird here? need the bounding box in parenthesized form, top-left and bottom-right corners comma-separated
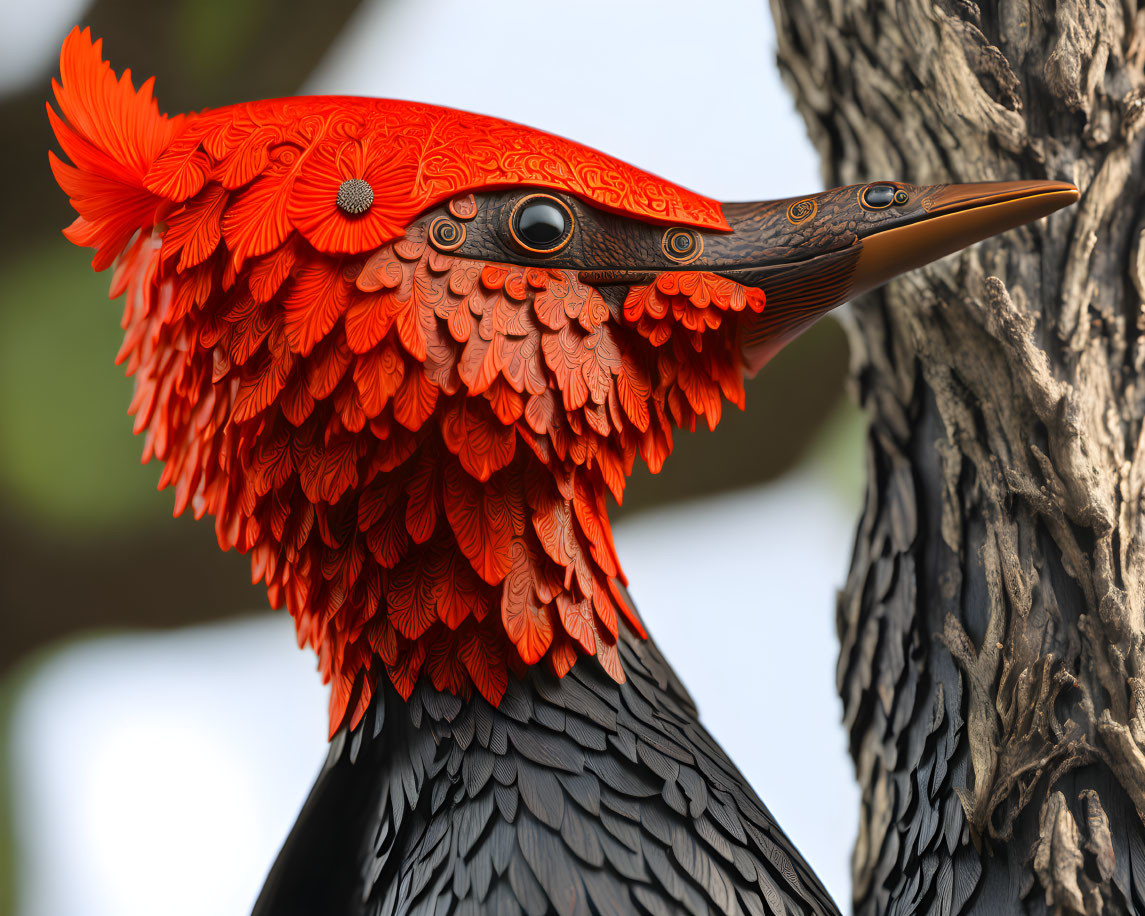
(47, 26, 1078, 916)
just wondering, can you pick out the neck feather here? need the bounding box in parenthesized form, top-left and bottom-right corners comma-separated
(112, 222, 759, 734)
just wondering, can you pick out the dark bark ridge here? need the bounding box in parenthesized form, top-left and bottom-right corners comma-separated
(770, 0, 1145, 911)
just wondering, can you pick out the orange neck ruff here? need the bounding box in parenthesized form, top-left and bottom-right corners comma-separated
(113, 222, 760, 735)
(50, 28, 763, 734)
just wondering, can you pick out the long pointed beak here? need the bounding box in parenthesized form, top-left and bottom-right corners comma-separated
(847, 179, 1079, 298)
(735, 178, 1079, 373)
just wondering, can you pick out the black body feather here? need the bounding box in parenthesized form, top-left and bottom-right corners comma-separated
(253, 630, 840, 916)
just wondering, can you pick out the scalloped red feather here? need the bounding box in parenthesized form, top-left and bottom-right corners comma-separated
(49, 29, 768, 736)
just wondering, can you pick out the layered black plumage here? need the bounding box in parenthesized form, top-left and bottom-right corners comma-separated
(253, 628, 840, 916)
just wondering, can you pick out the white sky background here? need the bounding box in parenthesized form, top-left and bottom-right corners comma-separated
(0, 0, 88, 95)
(9, 0, 857, 913)
(307, 0, 822, 200)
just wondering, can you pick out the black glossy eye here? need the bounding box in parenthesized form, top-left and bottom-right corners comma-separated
(511, 196, 572, 253)
(862, 184, 897, 209)
(662, 227, 702, 263)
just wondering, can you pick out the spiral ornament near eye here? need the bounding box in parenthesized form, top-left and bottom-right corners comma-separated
(662, 227, 703, 263)
(786, 198, 817, 224)
(429, 216, 466, 251)
(894, 189, 910, 205)
(509, 194, 574, 253)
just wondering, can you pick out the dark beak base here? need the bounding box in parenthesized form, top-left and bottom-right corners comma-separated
(847, 179, 1079, 299)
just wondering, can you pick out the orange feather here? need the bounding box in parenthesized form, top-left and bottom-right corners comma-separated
(48, 29, 766, 735)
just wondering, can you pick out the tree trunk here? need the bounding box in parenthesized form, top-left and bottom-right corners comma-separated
(769, 0, 1145, 912)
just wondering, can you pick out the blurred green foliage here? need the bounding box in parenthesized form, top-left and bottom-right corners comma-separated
(0, 245, 165, 529)
(174, 0, 268, 90)
(809, 390, 868, 503)
(0, 0, 379, 663)
(0, 3, 377, 911)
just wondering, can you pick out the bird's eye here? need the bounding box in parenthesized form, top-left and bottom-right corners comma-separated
(861, 184, 898, 210)
(510, 195, 573, 253)
(662, 227, 703, 263)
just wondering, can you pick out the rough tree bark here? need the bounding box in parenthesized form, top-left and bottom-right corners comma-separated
(769, 0, 1145, 912)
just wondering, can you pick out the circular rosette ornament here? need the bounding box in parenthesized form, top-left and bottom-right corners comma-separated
(289, 139, 422, 254)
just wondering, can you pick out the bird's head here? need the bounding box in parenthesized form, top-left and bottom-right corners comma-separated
(49, 28, 1077, 735)
(403, 178, 1078, 374)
